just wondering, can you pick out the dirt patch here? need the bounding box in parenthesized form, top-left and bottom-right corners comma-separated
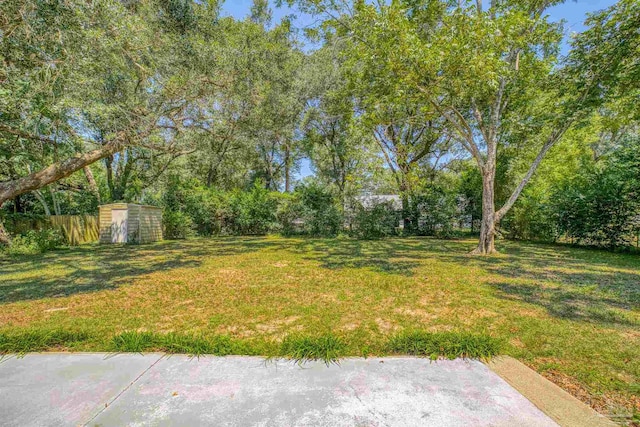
(393, 307, 436, 320)
(374, 318, 394, 333)
(255, 316, 301, 334)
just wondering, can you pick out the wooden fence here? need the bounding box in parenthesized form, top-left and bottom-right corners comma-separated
(6, 215, 99, 246)
(49, 215, 99, 245)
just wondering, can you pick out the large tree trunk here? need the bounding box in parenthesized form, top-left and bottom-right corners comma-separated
(397, 168, 412, 232)
(0, 220, 9, 245)
(401, 192, 411, 232)
(474, 167, 497, 255)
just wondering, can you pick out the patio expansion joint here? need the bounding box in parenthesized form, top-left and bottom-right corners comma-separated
(83, 354, 164, 426)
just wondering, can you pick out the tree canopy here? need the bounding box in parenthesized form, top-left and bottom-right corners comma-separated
(1, 0, 638, 251)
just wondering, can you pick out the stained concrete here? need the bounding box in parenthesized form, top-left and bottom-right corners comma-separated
(0, 354, 559, 427)
(0, 353, 162, 427)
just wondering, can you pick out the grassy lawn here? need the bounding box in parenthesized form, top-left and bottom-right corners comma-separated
(1, 236, 638, 421)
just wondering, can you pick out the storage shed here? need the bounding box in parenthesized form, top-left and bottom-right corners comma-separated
(99, 203, 163, 244)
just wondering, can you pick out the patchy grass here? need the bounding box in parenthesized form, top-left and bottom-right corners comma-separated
(387, 331, 502, 360)
(0, 236, 639, 422)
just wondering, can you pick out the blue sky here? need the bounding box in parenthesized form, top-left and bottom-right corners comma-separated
(220, 0, 618, 46)
(219, 0, 618, 180)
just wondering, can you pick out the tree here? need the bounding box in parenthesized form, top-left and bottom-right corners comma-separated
(238, 6, 306, 192)
(367, 104, 447, 227)
(181, 16, 260, 190)
(286, 0, 638, 253)
(566, 0, 640, 123)
(0, 0, 223, 242)
(301, 45, 362, 201)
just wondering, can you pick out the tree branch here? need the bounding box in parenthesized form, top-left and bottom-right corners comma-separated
(0, 139, 125, 206)
(496, 121, 574, 221)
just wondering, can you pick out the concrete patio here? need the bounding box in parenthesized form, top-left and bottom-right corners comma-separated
(0, 354, 610, 426)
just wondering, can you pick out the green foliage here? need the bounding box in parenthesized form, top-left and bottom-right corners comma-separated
(5, 229, 65, 255)
(162, 176, 228, 237)
(387, 331, 502, 360)
(295, 182, 343, 237)
(408, 189, 458, 238)
(551, 139, 640, 249)
(160, 177, 340, 238)
(456, 164, 483, 232)
(566, 0, 640, 121)
(229, 182, 280, 235)
(162, 210, 194, 240)
(503, 192, 558, 242)
(280, 334, 346, 366)
(276, 193, 305, 236)
(350, 201, 400, 240)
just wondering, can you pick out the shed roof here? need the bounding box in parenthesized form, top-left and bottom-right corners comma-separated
(99, 203, 162, 210)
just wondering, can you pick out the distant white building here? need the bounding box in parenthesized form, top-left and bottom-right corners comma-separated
(353, 194, 405, 229)
(355, 195, 403, 211)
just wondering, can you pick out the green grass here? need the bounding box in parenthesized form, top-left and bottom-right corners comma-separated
(280, 334, 346, 365)
(0, 329, 90, 355)
(0, 236, 638, 421)
(1, 328, 497, 366)
(111, 331, 243, 356)
(387, 331, 502, 360)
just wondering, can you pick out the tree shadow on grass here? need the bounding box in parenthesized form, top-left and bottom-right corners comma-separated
(292, 238, 461, 277)
(0, 237, 279, 305)
(433, 241, 640, 327)
(491, 281, 638, 327)
(3, 235, 638, 329)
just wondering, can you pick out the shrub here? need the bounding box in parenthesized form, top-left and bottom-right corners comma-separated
(159, 176, 344, 238)
(163, 210, 194, 239)
(183, 189, 229, 237)
(552, 167, 640, 248)
(229, 182, 279, 235)
(408, 188, 458, 238)
(277, 193, 306, 236)
(296, 182, 343, 237)
(162, 176, 229, 237)
(6, 228, 65, 255)
(350, 201, 400, 239)
(502, 189, 558, 242)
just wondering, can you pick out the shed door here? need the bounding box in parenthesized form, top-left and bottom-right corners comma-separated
(111, 209, 128, 243)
